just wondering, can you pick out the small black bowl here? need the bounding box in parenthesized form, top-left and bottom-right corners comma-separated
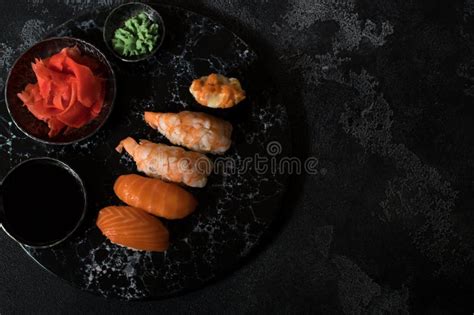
(4, 37, 116, 145)
(103, 2, 165, 62)
(0, 157, 87, 248)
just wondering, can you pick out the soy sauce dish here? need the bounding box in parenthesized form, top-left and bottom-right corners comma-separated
(0, 158, 86, 248)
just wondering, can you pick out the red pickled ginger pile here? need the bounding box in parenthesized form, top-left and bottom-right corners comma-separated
(17, 46, 105, 137)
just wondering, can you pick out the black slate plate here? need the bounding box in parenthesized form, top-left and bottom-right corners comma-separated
(8, 4, 290, 299)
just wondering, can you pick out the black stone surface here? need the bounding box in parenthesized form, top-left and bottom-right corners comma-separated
(1, 0, 474, 313)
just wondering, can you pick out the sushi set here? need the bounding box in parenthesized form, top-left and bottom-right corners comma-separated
(0, 3, 290, 299)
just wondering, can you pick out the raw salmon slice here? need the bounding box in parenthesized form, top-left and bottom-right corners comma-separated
(96, 206, 169, 252)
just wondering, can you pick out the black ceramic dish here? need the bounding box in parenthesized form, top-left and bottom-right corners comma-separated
(4, 37, 116, 145)
(103, 2, 165, 62)
(0, 157, 87, 248)
(3, 4, 291, 300)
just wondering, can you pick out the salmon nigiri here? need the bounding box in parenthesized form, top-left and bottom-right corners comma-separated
(114, 174, 198, 219)
(96, 206, 169, 252)
(116, 137, 212, 188)
(144, 111, 233, 154)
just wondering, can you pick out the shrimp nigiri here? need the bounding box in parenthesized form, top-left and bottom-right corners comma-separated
(114, 174, 197, 219)
(96, 206, 169, 252)
(144, 111, 233, 154)
(116, 137, 212, 188)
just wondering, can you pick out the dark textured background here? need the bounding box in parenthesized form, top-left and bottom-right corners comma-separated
(1, 0, 474, 313)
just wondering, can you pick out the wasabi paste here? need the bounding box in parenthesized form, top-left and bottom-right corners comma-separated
(112, 12, 159, 57)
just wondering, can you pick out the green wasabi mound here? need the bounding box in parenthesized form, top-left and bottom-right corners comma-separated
(112, 12, 159, 57)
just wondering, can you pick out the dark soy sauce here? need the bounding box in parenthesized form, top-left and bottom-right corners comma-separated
(1, 160, 85, 246)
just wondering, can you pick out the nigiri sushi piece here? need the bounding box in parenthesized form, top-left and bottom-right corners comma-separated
(116, 137, 212, 188)
(96, 206, 169, 252)
(189, 73, 246, 108)
(114, 174, 197, 219)
(144, 111, 233, 154)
